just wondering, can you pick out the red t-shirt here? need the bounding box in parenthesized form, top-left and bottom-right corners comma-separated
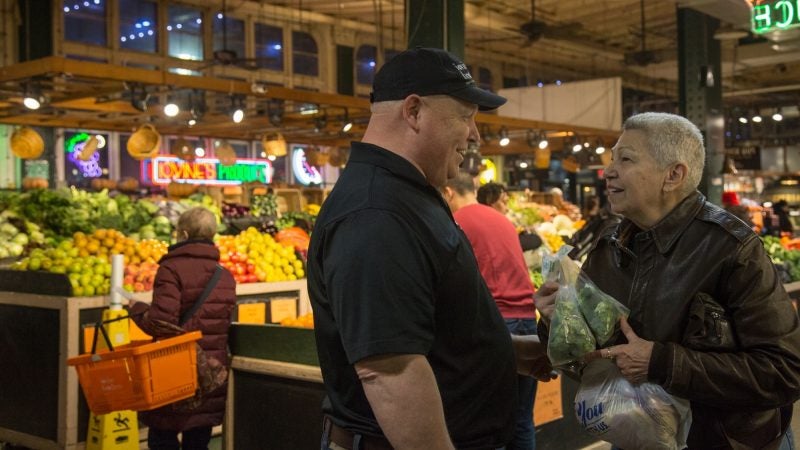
(454, 203, 535, 319)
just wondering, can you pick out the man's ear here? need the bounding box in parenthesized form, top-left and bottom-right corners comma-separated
(663, 162, 688, 192)
(402, 95, 423, 132)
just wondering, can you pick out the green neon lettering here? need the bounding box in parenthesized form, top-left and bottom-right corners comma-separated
(211, 163, 267, 183)
(776, 0, 795, 28)
(753, 4, 771, 33)
(217, 164, 230, 180)
(245, 166, 256, 182)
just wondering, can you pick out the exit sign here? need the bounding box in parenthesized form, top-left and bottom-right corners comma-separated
(752, 0, 800, 33)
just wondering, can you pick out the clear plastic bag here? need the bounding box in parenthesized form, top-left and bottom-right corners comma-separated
(575, 272, 629, 347)
(575, 359, 692, 450)
(548, 284, 597, 366)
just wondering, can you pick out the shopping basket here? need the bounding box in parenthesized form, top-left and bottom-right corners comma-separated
(67, 315, 202, 415)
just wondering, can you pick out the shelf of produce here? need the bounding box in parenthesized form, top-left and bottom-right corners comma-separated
(128, 279, 310, 315)
(0, 278, 308, 450)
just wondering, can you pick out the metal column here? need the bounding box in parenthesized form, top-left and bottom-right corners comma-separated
(678, 8, 723, 204)
(406, 0, 465, 59)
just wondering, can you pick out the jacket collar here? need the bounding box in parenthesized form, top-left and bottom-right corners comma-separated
(160, 239, 219, 263)
(348, 141, 432, 189)
(615, 191, 705, 254)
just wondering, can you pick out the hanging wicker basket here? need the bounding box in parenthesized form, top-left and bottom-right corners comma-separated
(534, 147, 551, 169)
(171, 137, 195, 161)
(328, 147, 350, 167)
(166, 182, 198, 198)
(127, 124, 161, 160)
(305, 147, 329, 166)
(216, 141, 237, 166)
(10, 126, 44, 160)
(262, 133, 287, 157)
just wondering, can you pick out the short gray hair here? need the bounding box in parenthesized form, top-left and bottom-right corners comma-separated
(445, 172, 477, 195)
(177, 207, 218, 240)
(623, 112, 705, 195)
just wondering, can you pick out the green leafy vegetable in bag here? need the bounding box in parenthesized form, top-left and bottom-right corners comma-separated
(578, 284, 628, 346)
(548, 286, 596, 366)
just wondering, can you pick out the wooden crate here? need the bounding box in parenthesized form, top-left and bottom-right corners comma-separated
(274, 188, 304, 213)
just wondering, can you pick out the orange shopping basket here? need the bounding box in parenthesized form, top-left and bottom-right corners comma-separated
(67, 316, 202, 415)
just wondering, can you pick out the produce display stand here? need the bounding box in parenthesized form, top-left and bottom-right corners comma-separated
(274, 188, 304, 213)
(0, 274, 309, 450)
(225, 324, 598, 450)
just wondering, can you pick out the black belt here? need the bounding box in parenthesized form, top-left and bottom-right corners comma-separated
(323, 416, 394, 450)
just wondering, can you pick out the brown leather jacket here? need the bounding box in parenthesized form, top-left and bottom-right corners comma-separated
(582, 192, 800, 449)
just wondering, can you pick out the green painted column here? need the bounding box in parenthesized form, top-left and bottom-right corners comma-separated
(678, 8, 723, 205)
(0, 125, 21, 189)
(406, 0, 465, 59)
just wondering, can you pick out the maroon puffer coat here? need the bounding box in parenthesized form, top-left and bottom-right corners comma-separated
(130, 239, 237, 431)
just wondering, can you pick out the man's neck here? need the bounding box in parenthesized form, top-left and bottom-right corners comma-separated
(450, 194, 478, 212)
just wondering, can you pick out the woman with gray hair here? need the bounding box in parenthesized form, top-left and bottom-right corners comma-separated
(536, 112, 800, 449)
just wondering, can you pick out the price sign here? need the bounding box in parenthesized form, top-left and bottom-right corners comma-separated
(25, 159, 49, 179)
(237, 302, 266, 324)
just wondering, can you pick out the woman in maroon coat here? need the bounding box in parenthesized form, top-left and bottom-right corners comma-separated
(130, 207, 236, 450)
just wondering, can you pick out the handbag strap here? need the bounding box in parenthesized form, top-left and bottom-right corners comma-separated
(179, 265, 224, 326)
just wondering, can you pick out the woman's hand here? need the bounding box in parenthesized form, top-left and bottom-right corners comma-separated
(586, 317, 653, 384)
(534, 281, 559, 321)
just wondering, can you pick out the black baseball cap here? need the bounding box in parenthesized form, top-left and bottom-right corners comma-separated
(370, 47, 507, 111)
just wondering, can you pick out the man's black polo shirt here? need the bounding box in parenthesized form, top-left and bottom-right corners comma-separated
(307, 142, 517, 449)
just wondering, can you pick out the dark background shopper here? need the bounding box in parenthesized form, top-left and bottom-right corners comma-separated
(130, 207, 236, 450)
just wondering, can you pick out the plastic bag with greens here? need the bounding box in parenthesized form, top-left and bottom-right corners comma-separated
(575, 359, 692, 450)
(547, 284, 597, 366)
(576, 277, 629, 347)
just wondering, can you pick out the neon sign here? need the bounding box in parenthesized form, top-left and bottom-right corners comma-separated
(291, 147, 323, 185)
(752, 0, 800, 33)
(145, 156, 272, 185)
(66, 133, 102, 178)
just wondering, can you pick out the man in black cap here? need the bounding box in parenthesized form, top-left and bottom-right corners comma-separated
(308, 47, 553, 450)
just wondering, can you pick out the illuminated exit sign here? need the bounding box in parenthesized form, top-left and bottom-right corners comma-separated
(752, 0, 800, 33)
(145, 156, 272, 185)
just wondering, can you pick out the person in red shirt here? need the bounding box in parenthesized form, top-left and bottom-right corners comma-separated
(443, 172, 539, 450)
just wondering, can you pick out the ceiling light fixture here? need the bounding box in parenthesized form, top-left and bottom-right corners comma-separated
(752, 114, 762, 123)
(499, 128, 510, 147)
(595, 140, 606, 154)
(127, 83, 150, 112)
(232, 107, 244, 123)
(23, 84, 44, 110)
(538, 132, 549, 150)
(341, 109, 353, 133)
(230, 95, 245, 123)
(163, 94, 180, 117)
(572, 138, 583, 153)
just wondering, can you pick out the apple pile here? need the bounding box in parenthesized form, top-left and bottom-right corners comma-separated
(216, 227, 305, 284)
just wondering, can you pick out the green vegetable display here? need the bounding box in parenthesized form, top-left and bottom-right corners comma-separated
(762, 235, 800, 282)
(548, 286, 596, 366)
